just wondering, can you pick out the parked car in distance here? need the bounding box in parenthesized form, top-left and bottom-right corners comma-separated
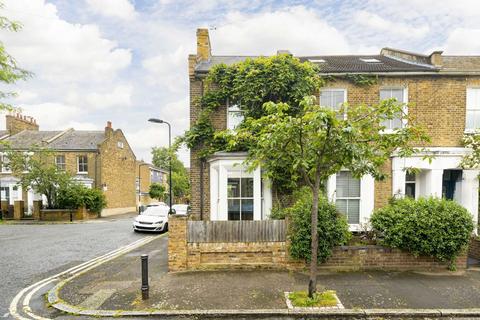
(172, 204, 190, 215)
(133, 203, 169, 232)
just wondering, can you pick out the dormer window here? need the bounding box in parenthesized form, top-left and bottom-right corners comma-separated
(309, 58, 326, 63)
(227, 102, 244, 130)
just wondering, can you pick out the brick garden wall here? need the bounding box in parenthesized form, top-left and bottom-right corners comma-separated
(469, 237, 480, 260)
(168, 215, 466, 272)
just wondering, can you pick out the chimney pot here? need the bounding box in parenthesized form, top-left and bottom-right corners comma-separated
(106, 121, 112, 128)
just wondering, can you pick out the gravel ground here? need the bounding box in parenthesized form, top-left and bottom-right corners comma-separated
(0, 213, 146, 318)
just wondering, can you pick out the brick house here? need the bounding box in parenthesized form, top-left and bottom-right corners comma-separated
(189, 29, 480, 230)
(0, 114, 137, 216)
(136, 161, 168, 207)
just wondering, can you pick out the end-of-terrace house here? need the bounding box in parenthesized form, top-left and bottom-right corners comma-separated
(189, 28, 480, 230)
(136, 161, 168, 208)
(0, 113, 137, 216)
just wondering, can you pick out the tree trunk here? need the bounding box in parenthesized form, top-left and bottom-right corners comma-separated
(308, 176, 321, 298)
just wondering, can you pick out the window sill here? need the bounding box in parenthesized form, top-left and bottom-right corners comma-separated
(77, 172, 88, 175)
(464, 130, 480, 135)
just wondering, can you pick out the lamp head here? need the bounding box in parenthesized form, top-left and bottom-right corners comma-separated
(148, 118, 164, 124)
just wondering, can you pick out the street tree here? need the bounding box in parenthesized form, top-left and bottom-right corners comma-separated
(0, 2, 32, 110)
(6, 147, 72, 208)
(151, 147, 190, 201)
(149, 182, 166, 202)
(228, 96, 430, 297)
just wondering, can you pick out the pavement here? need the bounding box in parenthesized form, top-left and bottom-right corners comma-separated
(55, 234, 480, 314)
(0, 212, 143, 319)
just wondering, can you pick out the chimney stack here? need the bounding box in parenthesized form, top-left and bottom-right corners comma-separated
(105, 121, 113, 137)
(429, 50, 443, 67)
(196, 28, 211, 63)
(6, 112, 39, 135)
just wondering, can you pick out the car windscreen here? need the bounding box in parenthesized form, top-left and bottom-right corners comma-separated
(143, 207, 168, 216)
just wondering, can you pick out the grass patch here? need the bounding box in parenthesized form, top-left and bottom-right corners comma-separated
(288, 290, 338, 308)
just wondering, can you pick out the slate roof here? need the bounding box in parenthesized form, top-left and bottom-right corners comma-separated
(299, 55, 436, 73)
(49, 130, 105, 150)
(2, 130, 105, 150)
(195, 54, 437, 74)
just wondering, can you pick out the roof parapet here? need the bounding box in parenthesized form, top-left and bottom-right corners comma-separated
(380, 47, 433, 66)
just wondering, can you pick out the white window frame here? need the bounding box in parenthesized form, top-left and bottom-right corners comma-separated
(77, 155, 88, 174)
(465, 87, 480, 133)
(319, 88, 347, 120)
(379, 87, 408, 133)
(0, 153, 11, 173)
(327, 171, 375, 231)
(209, 157, 272, 221)
(226, 101, 244, 131)
(227, 173, 255, 221)
(405, 172, 416, 199)
(55, 155, 66, 171)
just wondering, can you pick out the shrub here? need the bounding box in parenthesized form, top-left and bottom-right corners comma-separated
(371, 197, 474, 269)
(58, 183, 107, 214)
(287, 187, 351, 263)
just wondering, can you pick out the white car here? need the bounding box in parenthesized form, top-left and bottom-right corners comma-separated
(172, 204, 190, 216)
(133, 203, 170, 232)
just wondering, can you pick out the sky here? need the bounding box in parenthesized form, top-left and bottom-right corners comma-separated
(1, 0, 480, 167)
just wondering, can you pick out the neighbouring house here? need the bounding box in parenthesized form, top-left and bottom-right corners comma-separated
(189, 28, 480, 230)
(0, 113, 137, 217)
(136, 161, 168, 207)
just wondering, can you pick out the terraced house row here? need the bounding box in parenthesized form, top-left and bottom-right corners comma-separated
(0, 114, 137, 216)
(189, 28, 480, 230)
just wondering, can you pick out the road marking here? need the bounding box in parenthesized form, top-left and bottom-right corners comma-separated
(78, 289, 116, 310)
(9, 234, 163, 320)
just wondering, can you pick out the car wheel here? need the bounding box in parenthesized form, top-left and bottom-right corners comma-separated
(164, 223, 168, 232)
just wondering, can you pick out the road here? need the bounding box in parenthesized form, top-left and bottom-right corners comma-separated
(0, 214, 147, 319)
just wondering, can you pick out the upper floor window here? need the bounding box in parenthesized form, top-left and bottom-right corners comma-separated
(335, 171, 360, 224)
(380, 88, 405, 130)
(77, 155, 88, 174)
(227, 103, 244, 130)
(55, 155, 66, 171)
(466, 88, 480, 131)
(320, 89, 346, 119)
(0, 154, 10, 173)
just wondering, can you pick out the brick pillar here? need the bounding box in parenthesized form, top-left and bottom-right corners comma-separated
(32, 200, 42, 220)
(1, 200, 8, 217)
(13, 200, 24, 220)
(168, 215, 188, 272)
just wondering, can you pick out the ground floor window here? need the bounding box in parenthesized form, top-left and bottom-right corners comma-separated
(335, 171, 360, 224)
(227, 177, 254, 220)
(405, 172, 416, 198)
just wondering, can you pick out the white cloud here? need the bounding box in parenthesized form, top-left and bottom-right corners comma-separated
(85, 0, 137, 20)
(353, 10, 429, 39)
(1, 0, 132, 83)
(211, 6, 351, 56)
(85, 85, 133, 109)
(442, 28, 480, 54)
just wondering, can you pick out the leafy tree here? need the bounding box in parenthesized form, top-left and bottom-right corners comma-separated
(227, 96, 429, 297)
(151, 147, 190, 201)
(0, 2, 32, 110)
(149, 182, 165, 201)
(6, 147, 72, 208)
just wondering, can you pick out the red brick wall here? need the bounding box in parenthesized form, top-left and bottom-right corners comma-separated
(469, 237, 480, 260)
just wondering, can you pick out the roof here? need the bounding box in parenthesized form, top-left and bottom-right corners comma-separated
(441, 56, 480, 73)
(194, 49, 480, 75)
(2, 130, 105, 150)
(49, 131, 105, 150)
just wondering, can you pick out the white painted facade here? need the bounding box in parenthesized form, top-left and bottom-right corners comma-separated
(208, 152, 272, 221)
(207, 148, 479, 232)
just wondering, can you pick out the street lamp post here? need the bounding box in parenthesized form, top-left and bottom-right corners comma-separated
(148, 118, 173, 214)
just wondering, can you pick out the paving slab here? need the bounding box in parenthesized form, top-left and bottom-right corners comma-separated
(56, 234, 480, 313)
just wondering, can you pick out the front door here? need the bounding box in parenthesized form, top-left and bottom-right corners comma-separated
(442, 170, 462, 200)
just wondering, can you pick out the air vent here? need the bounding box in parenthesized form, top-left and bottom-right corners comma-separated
(360, 58, 381, 63)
